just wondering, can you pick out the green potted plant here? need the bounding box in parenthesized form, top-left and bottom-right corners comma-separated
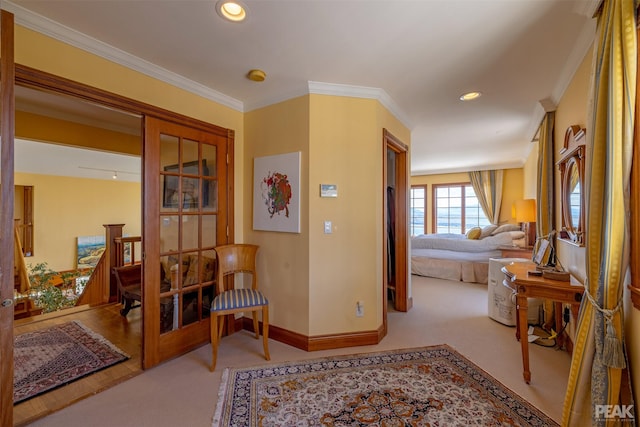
(27, 262, 79, 313)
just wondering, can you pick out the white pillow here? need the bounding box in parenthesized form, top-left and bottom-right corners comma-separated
(491, 223, 521, 235)
(508, 230, 526, 240)
(480, 224, 498, 239)
(512, 237, 526, 248)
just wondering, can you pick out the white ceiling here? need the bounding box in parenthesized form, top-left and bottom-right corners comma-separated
(15, 138, 141, 182)
(6, 0, 598, 176)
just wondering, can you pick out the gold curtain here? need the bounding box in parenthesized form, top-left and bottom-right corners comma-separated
(562, 1, 636, 425)
(534, 112, 556, 266)
(468, 169, 503, 224)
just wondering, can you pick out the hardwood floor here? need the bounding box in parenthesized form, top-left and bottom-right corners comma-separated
(13, 303, 142, 426)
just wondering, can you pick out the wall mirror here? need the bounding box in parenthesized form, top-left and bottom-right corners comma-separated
(557, 125, 586, 246)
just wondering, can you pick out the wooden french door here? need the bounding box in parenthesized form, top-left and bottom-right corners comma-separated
(0, 10, 15, 425)
(143, 116, 231, 368)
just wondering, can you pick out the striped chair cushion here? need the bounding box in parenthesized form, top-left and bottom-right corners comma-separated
(211, 288, 268, 311)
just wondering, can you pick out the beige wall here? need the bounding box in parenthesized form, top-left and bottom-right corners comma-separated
(14, 172, 141, 272)
(411, 168, 524, 233)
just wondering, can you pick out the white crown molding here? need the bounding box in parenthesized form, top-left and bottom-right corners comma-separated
(3, 1, 244, 112)
(308, 81, 413, 130)
(4, 2, 413, 132)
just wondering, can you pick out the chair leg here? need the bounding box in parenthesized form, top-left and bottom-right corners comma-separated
(262, 305, 270, 361)
(252, 311, 259, 339)
(218, 315, 225, 340)
(120, 298, 133, 316)
(210, 314, 219, 372)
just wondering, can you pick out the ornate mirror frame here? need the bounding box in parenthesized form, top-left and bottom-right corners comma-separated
(557, 125, 586, 246)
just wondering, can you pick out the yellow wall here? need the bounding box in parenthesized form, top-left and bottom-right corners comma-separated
(244, 94, 410, 336)
(14, 25, 246, 241)
(548, 48, 590, 284)
(522, 143, 538, 200)
(16, 111, 140, 155)
(244, 96, 311, 335)
(524, 44, 640, 402)
(308, 95, 379, 334)
(15, 23, 411, 340)
(411, 168, 524, 233)
(14, 172, 141, 272)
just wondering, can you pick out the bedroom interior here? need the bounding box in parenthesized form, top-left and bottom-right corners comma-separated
(1, 1, 639, 426)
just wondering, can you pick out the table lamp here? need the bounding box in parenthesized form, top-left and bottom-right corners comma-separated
(515, 199, 536, 247)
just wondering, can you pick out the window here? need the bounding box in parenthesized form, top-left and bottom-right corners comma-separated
(410, 186, 426, 236)
(433, 183, 490, 234)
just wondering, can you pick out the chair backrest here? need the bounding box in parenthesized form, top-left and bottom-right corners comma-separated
(213, 244, 258, 294)
(113, 264, 142, 289)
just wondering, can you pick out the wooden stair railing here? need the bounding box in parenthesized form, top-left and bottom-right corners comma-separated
(114, 236, 141, 267)
(75, 250, 109, 307)
(75, 232, 142, 307)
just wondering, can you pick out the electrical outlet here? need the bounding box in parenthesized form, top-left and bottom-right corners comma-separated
(356, 301, 364, 317)
(563, 306, 571, 323)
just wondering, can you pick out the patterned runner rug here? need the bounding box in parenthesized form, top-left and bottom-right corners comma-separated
(14, 320, 129, 404)
(213, 344, 558, 426)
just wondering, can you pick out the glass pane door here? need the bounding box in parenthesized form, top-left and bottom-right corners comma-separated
(143, 116, 229, 367)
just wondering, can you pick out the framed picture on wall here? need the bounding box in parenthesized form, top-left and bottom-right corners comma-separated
(253, 152, 301, 233)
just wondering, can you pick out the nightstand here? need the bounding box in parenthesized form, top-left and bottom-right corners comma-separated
(499, 246, 533, 259)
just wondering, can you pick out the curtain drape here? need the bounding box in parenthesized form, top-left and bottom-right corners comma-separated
(534, 112, 556, 266)
(562, 1, 636, 425)
(468, 169, 503, 225)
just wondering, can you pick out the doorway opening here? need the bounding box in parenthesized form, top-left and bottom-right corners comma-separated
(382, 129, 410, 333)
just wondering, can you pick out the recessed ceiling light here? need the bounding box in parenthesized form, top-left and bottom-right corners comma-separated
(459, 91, 482, 101)
(216, 1, 248, 22)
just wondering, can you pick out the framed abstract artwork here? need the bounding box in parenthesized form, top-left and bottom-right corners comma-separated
(253, 151, 301, 233)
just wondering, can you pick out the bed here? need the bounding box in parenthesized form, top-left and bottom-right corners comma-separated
(411, 224, 525, 284)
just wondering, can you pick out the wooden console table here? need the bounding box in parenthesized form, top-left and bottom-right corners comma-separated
(499, 245, 533, 259)
(502, 261, 584, 384)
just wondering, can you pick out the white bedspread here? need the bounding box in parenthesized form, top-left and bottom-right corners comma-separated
(411, 232, 513, 252)
(411, 248, 501, 262)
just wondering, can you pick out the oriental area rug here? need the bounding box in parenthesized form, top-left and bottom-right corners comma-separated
(14, 320, 129, 404)
(213, 345, 558, 427)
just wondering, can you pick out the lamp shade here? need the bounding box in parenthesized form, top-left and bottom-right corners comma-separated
(514, 199, 536, 223)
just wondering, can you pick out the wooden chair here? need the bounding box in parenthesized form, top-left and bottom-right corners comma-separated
(113, 264, 142, 316)
(210, 244, 270, 371)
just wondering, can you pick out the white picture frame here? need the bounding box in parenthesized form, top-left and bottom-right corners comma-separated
(253, 152, 301, 233)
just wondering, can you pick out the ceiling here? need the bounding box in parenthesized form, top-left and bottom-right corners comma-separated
(7, 0, 597, 176)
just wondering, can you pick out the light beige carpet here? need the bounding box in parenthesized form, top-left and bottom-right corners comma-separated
(25, 275, 571, 426)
